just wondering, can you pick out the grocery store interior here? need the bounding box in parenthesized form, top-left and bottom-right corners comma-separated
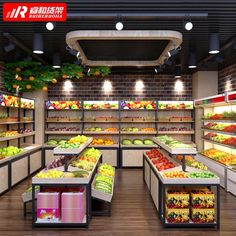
(1, 0, 236, 235)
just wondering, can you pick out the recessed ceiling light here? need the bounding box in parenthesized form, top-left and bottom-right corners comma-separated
(184, 21, 193, 31)
(116, 22, 123, 31)
(46, 22, 55, 31)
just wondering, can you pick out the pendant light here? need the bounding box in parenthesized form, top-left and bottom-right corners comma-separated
(188, 53, 197, 69)
(52, 53, 61, 68)
(33, 33, 44, 54)
(209, 33, 220, 54)
(184, 21, 193, 31)
(174, 66, 181, 78)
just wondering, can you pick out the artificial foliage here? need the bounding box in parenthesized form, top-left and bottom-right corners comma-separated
(3, 61, 111, 93)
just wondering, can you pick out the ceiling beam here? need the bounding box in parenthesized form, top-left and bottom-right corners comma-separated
(67, 12, 208, 20)
(3, 33, 47, 64)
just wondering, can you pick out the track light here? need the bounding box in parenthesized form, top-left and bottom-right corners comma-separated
(165, 58, 173, 66)
(209, 33, 220, 54)
(188, 53, 197, 69)
(184, 21, 193, 31)
(46, 22, 56, 31)
(74, 59, 81, 65)
(154, 68, 158, 73)
(33, 33, 44, 54)
(4, 41, 15, 52)
(52, 53, 61, 68)
(174, 66, 182, 78)
(167, 46, 181, 58)
(66, 46, 80, 58)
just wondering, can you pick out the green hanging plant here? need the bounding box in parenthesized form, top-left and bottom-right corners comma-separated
(3, 61, 111, 93)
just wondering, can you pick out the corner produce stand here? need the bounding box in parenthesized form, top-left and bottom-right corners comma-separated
(143, 151, 220, 229)
(43, 100, 194, 168)
(0, 93, 42, 195)
(194, 91, 236, 195)
(31, 137, 114, 228)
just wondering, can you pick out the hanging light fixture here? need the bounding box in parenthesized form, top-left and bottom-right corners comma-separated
(33, 33, 44, 54)
(115, 15, 123, 31)
(188, 53, 197, 68)
(174, 66, 182, 78)
(66, 46, 80, 58)
(209, 33, 220, 54)
(184, 21, 193, 31)
(52, 53, 61, 68)
(46, 22, 56, 31)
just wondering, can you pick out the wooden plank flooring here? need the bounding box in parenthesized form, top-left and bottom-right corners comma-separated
(0, 169, 236, 235)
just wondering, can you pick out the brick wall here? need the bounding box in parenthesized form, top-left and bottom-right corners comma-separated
(48, 74, 192, 100)
(219, 64, 236, 93)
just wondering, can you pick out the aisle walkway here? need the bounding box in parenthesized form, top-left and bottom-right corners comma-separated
(0, 169, 236, 235)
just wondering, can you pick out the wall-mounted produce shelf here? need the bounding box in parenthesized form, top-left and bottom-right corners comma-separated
(158, 131, 195, 135)
(0, 132, 35, 142)
(45, 131, 81, 135)
(201, 128, 236, 136)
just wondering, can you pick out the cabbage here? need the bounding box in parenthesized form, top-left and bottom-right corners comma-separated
(122, 139, 132, 145)
(133, 139, 143, 145)
(143, 139, 154, 145)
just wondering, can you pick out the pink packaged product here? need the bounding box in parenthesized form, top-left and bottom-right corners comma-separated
(37, 192, 60, 222)
(61, 191, 85, 223)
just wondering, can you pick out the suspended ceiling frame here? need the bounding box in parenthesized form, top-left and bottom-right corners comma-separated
(66, 30, 183, 67)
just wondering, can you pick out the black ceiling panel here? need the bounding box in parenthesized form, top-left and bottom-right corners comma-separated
(79, 40, 169, 61)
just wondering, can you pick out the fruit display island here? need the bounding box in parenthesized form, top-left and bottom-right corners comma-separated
(44, 100, 194, 168)
(143, 147, 220, 228)
(195, 91, 236, 196)
(32, 134, 115, 227)
(0, 93, 42, 196)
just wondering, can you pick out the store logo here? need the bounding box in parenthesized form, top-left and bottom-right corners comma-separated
(3, 3, 67, 22)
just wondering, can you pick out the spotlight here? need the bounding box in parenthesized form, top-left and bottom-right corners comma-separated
(52, 53, 61, 68)
(167, 47, 181, 58)
(165, 58, 173, 66)
(174, 66, 182, 79)
(74, 59, 81, 65)
(115, 21, 123, 31)
(4, 42, 15, 52)
(66, 46, 80, 58)
(83, 66, 89, 74)
(33, 33, 44, 54)
(46, 22, 56, 31)
(209, 33, 220, 54)
(188, 53, 197, 69)
(184, 21, 193, 31)
(154, 68, 158, 73)
(88, 68, 91, 73)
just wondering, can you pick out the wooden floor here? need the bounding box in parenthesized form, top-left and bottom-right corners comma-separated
(0, 169, 236, 236)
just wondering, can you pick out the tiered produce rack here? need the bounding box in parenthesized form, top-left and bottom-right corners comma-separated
(0, 92, 42, 195)
(44, 100, 194, 168)
(195, 91, 236, 195)
(143, 148, 220, 228)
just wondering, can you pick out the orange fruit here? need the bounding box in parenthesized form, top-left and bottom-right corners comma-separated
(94, 71, 101, 76)
(16, 67, 21, 72)
(62, 74, 68, 79)
(51, 78, 57, 84)
(26, 84, 32, 89)
(29, 76, 35, 81)
(42, 86, 48, 91)
(12, 84, 18, 89)
(16, 76, 22, 81)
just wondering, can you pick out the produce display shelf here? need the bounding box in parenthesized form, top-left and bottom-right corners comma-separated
(32, 154, 101, 185)
(46, 109, 82, 111)
(92, 172, 115, 202)
(201, 128, 236, 136)
(152, 137, 197, 155)
(201, 119, 236, 123)
(0, 121, 34, 125)
(45, 121, 82, 123)
(83, 109, 119, 111)
(120, 144, 157, 148)
(0, 132, 35, 142)
(156, 121, 194, 123)
(83, 131, 119, 135)
(197, 153, 228, 168)
(120, 121, 156, 123)
(201, 137, 236, 149)
(120, 131, 157, 135)
(90, 144, 119, 148)
(158, 131, 195, 135)
(158, 109, 193, 111)
(0, 143, 42, 165)
(83, 121, 119, 123)
(45, 131, 81, 135)
(120, 109, 156, 111)
(164, 220, 217, 227)
(53, 137, 93, 155)
(43, 144, 57, 148)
